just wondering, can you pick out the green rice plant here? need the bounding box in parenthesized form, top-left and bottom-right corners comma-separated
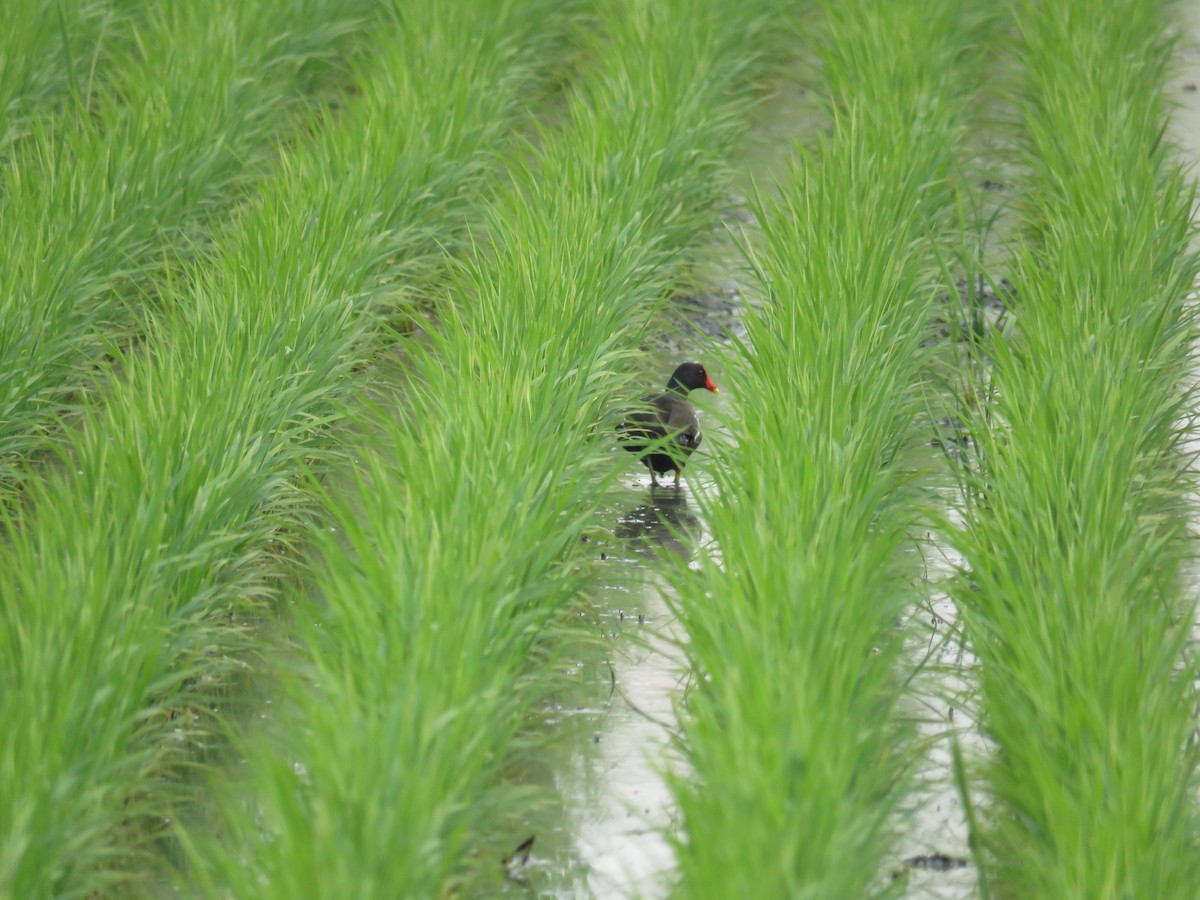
(946, 0, 1200, 895)
(0, 0, 141, 161)
(0, 0, 375, 504)
(663, 2, 992, 895)
(0, 2, 577, 894)
(186, 0, 795, 895)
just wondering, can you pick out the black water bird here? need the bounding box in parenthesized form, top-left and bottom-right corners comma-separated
(617, 362, 718, 487)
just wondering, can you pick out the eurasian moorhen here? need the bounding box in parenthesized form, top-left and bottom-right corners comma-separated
(617, 362, 718, 487)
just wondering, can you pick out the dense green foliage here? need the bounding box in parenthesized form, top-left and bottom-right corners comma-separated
(949, 0, 1200, 894)
(189, 0, 793, 894)
(0, 0, 558, 891)
(0, 0, 373, 503)
(666, 1, 991, 895)
(0, 0, 139, 160)
(0, 0, 1197, 896)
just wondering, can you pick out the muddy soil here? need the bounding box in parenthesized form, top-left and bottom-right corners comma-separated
(501, 488, 707, 898)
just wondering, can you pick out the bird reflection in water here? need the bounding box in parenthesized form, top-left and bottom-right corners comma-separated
(614, 489, 700, 562)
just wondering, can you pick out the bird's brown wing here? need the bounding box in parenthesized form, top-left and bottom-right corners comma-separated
(663, 398, 701, 452)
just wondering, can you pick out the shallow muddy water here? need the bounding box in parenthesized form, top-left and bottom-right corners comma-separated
(893, 520, 983, 900)
(1169, 2, 1200, 160)
(517, 419, 722, 899)
(556, 546, 687, 895)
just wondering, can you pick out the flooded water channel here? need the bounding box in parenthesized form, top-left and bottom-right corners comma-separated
(518, 413, 722, 899)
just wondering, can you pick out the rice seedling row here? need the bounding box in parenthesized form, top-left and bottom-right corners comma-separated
(947, 0, 1200, 895)
(662, 1, 994, 895)
(0, 1, 580, 893)
(0, 0, 377, 505)
(184, 0, 799, 895)
(8, 0, 1198, 896)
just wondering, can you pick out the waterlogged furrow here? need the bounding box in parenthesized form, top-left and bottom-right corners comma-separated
(666, 2, 988, 895)
(0, 0, 373, 502)
(950, 1, 1200, 895)
(0, 3, 572, 894)
(191, 1, 791, 895)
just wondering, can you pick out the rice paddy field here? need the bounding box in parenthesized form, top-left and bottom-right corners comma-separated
(4, 0, 1200, 897)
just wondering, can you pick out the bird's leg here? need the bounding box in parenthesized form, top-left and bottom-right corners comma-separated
(650, 471, 659, 488)
(673, 468, 682, 488)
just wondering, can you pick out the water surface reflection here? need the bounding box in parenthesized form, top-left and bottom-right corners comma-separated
(525, 481, 701, 899)
(613, 489, 701, 563)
